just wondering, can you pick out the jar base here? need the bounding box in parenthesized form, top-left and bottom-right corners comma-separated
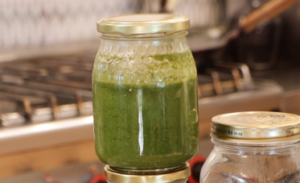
(109, 163, 188, 175)
(104, 163, 190, 183)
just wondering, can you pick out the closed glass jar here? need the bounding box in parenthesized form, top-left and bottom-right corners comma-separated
(200, 112, 300, 183)
(93, 14, 199, 173)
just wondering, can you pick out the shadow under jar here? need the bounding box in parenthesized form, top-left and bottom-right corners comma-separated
(200, 111, 300, 183)
(93, 14, 199, 175)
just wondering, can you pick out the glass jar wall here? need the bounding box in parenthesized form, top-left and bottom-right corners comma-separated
(93, 14, 199, 174)
(201, 138, 300, 182)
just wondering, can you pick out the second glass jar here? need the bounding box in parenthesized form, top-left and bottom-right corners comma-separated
(201, 111, 300, 182)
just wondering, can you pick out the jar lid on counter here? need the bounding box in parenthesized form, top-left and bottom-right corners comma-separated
(97, 14, 190, 34)
(211, 111, 300, 144)
(104, 163, 190, 183)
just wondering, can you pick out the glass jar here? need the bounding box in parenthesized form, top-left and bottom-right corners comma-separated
(93, 14, 199, 174)
(200, 111, 300, 183)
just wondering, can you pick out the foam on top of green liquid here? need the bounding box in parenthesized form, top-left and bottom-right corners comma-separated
(93, 50, 196, 85)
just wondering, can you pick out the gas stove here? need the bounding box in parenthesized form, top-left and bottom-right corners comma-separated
(0, 44, 283, 182)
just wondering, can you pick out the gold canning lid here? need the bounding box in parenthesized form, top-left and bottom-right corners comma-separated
(104, 163, 190, 183)
(97, 14, 190, 34)
(212, 111, 300, 143)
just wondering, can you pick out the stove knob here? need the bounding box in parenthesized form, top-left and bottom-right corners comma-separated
(43, 173, 62, 183)
(89, 174, 107, 183)
(89, 165, 98, 174)
(188, 155, 206, 183)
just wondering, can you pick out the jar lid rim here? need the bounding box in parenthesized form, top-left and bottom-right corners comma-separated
(97, 14, 190, 34)
(211, 111, 300, 142)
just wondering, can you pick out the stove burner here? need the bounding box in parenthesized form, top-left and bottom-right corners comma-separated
(0, 54, 256, 128)
(0, 55, 94, 127)
(197, 63, 253, 97)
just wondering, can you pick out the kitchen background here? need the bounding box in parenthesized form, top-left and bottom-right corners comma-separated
(0, 0, 300, 182)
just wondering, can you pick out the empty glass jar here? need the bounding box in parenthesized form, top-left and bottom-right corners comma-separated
(93, 14, 199, 174)
(201, 111, 300, 183)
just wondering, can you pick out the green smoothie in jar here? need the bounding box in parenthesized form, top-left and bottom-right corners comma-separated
(93, 14, 199, 174)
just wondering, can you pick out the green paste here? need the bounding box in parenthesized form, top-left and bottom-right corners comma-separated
(93, 50, 199, 170)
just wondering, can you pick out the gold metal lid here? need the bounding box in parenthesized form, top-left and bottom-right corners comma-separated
(212, 111, 300, 143)
(104, 163, 190, 183)
(97, 14, 190, 34)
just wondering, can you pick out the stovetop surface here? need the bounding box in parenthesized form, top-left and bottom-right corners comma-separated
(0, 139, 214, 183)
